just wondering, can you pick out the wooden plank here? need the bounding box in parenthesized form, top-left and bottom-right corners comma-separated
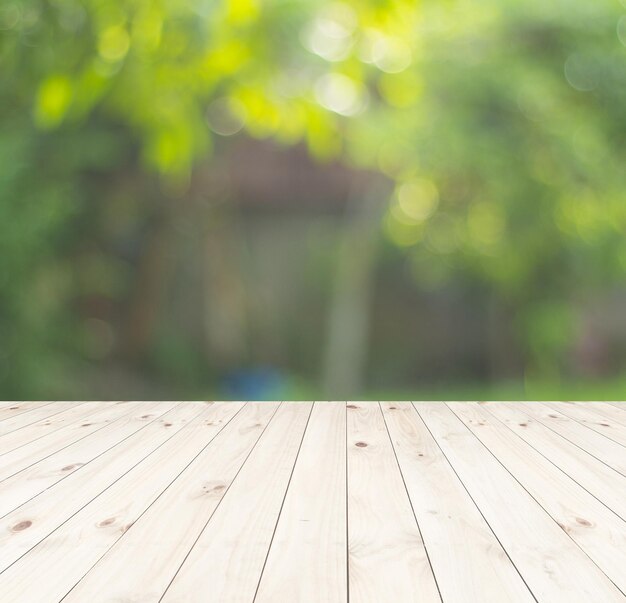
(483, 402, 626, 519)
(382, 402, 534, 603)
(0, 402, 113, 456)
(450, 402, 626, 594)
(254, 402, 347, 603)
(0, 402, 169, 518)
(605, 402, 626, 412)
(516, 402, 626, 478)
(68, 402, 298, 602)
(1, 400, 624, 602)
(545, 402, 626, 447)
(584, 402, 626, 428)
(0, 402, 83, 436)
(0, 402, 146, 482)
(159, 402, 312, 603)
(0, 402, 256, 602)
(0, 402, 215, 572)
(0, 402, 53, 422)
(415, 402, 625, 603)
(345, 403, 440, 603)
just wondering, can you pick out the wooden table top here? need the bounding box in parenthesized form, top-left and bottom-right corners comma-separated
(0, 401, 625, 602)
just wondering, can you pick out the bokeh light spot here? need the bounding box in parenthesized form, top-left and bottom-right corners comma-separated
(98, 25, 130, 63)
(0, 4, 20, 30)
(396, 179, 439, 223)
(314, 73, 366, 116)
(384, 212, 423, 247)
(303, 3, 356, 62)
(34, 75, 73, 129)
(564, 53, 599, 91)
(206, 97, 246, 136)
(372, 36, 412, 73)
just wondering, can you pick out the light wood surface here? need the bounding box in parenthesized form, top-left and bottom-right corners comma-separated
(489, 402, 626, 516)
(515, 402, 626, 478)
(346, 403, 440, 603)
(380, 402, 534, 603)
(0, 401, 121, 456)
(161, 402, 312, 602)
(449, 402, 626, 592)
(0, 401, 624, 603)
(545, 402, 626, 446)
(0, 402, 82, 436)
(0, 402, 54, 423)
(254, 402, 348, 603)
(585, 402, 626, 428)
(415, 403, 624, 603)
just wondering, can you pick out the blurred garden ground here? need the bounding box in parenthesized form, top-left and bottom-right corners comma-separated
(1, 0, 626, 400)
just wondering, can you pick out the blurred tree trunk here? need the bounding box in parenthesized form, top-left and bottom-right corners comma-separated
(487, 296, 522, 381)
(322, 192, 383, 399)
(202, 206, 248, 373)
(123, 210, 175, 360)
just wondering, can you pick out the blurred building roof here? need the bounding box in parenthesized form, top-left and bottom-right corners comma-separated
(195, 137, 390, 213)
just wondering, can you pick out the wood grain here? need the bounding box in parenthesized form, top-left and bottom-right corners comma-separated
(0, 401, 624, 603)
(495, 402, 626, 517)
(254, 402, 348, 603)
(0, 401, 167, 518)
(346, 402, 440, 603)
(416, 402, 624, 603)
(0, 402, 54, 423)
(160, 402, 312, 602)
(0, 402, 139, 482)
(0, 402, 83, 437)
(382, 402, 534, 603)
(515, 402, 626, 477)
(584, 402, 626, 428)
(450, 402, 626, 593)
(0, 402, 246, 601)
(545, 402, 626, 447)
(62, 402, 279, 603)
(0, 402, 112, 455)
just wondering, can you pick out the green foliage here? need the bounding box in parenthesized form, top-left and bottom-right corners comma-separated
(1, 0, 625, 396)
(371, 1, 626, 372)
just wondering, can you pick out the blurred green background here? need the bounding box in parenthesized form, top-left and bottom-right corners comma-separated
(1, 0, 625, 400)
